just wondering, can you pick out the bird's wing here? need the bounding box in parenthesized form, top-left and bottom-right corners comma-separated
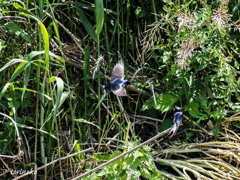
(168, 112, 183, 139)
(112, 87, 128, 97)
(173, 112, 182, 125)
(111, 59, 125, 83)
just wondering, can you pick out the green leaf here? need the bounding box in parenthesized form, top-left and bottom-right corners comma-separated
(184, 101, 199, 118)
(12, 3, 36, 18)
(2, 121, 57, 139)
(210, 107, 227, 120)
(141, 93, 179, 113)
(108, 151, 122, 169)
(12, 3, 49, 68)
(74, 118, 100, 130)
(0, 120, 15, 154)
(142, 145, 151, 152)
(39, 22, 49, 68)
(158, 118, 172, 133)
(97, 166, 117, 177)
(4, 22, 31, 42)
(46, 0, 62, 51)
(130, 157, 140, 170)
(141, 152, 155, 170)
(212, 121, 220, 140)
(0, 39, 6, 51)
(140, 164, 152, 179)
(95, 0, 104, 37)
(84, 41, 90, 89)
(134, 149, 144, 158)
(52, 77, 64, 128)
(0, 59, 26, 72)
(134, 7, 147, 19)
(157, 93, 179, 112)
(232, 2, 240, 13)
(0, 60, 31, 99)
(185, 131, 194, 139)
(76, 7, 97, 42)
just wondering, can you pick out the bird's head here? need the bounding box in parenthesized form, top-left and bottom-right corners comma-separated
(123, 79, 131, 88)
(175, 106, 181, 112)
(125, 80, 131, 85)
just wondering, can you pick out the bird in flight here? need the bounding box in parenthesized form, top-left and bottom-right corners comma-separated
(102, 59, 131, 97)
(168, 106, 183, 138)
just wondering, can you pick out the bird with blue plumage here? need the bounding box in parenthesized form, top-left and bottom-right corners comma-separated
(102, 59, 131, 97)
(168, 106, 183, 139)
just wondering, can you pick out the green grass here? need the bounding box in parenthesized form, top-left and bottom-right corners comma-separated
(0, 0, 240, 179)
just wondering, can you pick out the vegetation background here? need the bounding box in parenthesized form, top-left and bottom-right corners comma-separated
(0, 0, 240, 179)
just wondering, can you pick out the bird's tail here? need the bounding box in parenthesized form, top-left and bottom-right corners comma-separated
(167, 123, 180, 139)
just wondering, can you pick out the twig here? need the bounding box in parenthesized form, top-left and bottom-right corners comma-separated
(132, 115, 163, 122)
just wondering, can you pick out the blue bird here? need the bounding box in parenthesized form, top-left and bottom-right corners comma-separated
(102, 59, 131, 97)
(168, 106, 183, 138)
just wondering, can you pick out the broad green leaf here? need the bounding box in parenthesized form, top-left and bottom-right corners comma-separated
(0, 61, 31, 99)
(141, 95, 158, 111)
(125, 154, 134, 166)
(134, 149, 144, 158)
(140, 164, 152, 179)
(27, 51, 45, 60)
(142, 93, 179, 113)
(46, 0, 63, 60)
(107, 151, 122, 168)
(97, 166, 116, 177)
(12, 3, 49, 68)
(157, 93, 179, 112)
(76, 7, 97, 42)
(59, 92, 70, 107)
(128, 156, 140, 170)
(232, 2, 240, 13)
(49, 51, 65, 63)
(0, 59, 26, 72)
(184, 101, 199, 118)
(95, 0, 104, 36)
(52, 77, 64, 128)
(4, 22, 31, 42)
(12, 3, 38, 20)
(158, 118, 172, 133)
(0, 39, 6, 51)
(141, 152, 155, 170)
(0, 52, 47, 101)
(40, 22, 49, 68)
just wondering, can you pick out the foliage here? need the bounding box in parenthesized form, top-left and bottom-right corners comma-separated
(0, 0, 240, 179)
(83, 141, 166, 180)
(142, 0, 240, 138)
